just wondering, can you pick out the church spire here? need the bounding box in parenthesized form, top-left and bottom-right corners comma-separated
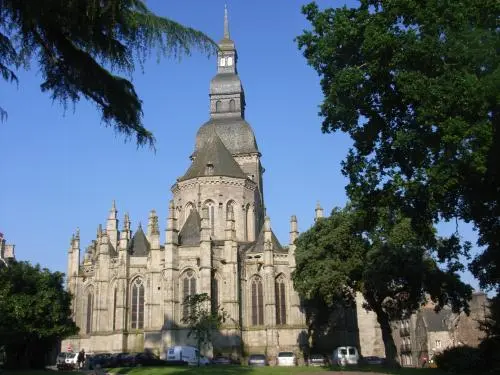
(224, 4, 230, 39)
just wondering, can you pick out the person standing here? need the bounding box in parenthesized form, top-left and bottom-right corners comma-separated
(77, 349, 85, 369)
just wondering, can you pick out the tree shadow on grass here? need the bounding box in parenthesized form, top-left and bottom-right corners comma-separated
(110, 365, 254, 375)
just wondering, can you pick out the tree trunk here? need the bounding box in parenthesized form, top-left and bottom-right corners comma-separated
(375, 308, 400, 368)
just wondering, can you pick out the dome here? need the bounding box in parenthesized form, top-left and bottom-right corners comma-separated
(195, 118, 258, 155)
(210, 73, 242, 95)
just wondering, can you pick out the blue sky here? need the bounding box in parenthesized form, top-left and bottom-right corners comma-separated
(0, 0, 483, 292)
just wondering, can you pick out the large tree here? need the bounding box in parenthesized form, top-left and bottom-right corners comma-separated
(0, 0, 217, 146)
(181, 293, 228, 366)
(0, 261, 78, 369)
(293, 206, 472, 366)
(296, 1, 499, 292)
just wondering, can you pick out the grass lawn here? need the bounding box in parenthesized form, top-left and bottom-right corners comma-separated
(104, 365, 452, 375)
(0, 367, 455, 375)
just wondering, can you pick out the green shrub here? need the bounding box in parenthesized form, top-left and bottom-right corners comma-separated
(434, 346, 482, 373)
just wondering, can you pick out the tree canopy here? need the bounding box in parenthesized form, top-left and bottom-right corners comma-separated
(297, 0, 499, 292)
(0, 0, 217, 146)
(293, 205, 472, 366)
(0, 261, 78, 369)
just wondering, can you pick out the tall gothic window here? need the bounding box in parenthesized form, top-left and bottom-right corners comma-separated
(275, 275, 287, 325)
(182, 270, 197, 319)
(112, 288, 118, 331)
(204, 201, 215, 236)
(131, 278, 144, 329)
(245, 204, 252, 241)
(226, 200, 235, 220)
(251, 277, 264, 326)
(211, 276, 219, 312)
(229, 99, 236, 111)
(86, 291, 93, 334)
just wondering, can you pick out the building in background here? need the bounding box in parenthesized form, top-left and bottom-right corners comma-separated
(0, 232, 15, 267)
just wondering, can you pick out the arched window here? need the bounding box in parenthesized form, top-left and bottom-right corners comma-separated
(204, 200, 215, 236)
(86, 290, 93, 334)
(227, 56, 233, 66)
(131, 278, 144, 329)
(226, 200, 235, 220)
(182, 270, 197, 319)
(275, 275, 287, 325)
(216, 100, 222, 112)
(112, 287, 118, 331)
(229, 99, 236, 111)
(211, 275, 220, 312)
(245, 204, 252, 241)
(251, 277, 264, 326)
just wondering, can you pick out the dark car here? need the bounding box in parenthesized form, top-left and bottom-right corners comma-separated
(133, 352, 167, 367)
(308, 354, 327, 367)
(87, 353, 114, 369)
(212, 356, 232, 365)
(248, 354, 267, 367)
(363, 356, 385, 365)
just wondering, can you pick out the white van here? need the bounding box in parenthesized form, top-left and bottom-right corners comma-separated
(332, 346, 359, 365)
(164, 346, 210, 366)
(276, 352, 297, 366)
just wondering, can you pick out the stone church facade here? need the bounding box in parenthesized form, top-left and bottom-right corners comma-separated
(62, 10, 309, 358)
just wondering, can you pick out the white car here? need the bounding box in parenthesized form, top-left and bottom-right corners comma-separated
(276, 351, 297, 366)
(163, 345, 210, 366)
(65, 352, 79, 367)
(332, 346, 359, 365)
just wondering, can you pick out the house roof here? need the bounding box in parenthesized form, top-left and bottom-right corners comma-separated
(178, 209, 201, 246)
(128, 225, 150, 256)
(245, 224, 286, 254)
(180, 128, 246, 181)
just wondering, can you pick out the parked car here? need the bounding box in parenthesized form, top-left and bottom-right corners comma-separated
(65, 352, 79, 368)
(363, 356, 385, 365)
(248, 354, 267, 367)
(308, 353, 327, 367)
(277, 351, 297, 366)
(87, 353, 113, 369)
(332, 346, 359, 366)
(212, 355, 232, 365)
(163, 346, 209, 366)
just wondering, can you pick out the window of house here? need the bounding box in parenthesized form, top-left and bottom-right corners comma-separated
(204, 201, 215, 236)
(251, 277, 264, 326)
(436, 340, 441, 348)
(131, 278, 144, 329)
(275, 276, 287, 325)
(245, 204, 252, 241)
(212, 276, 219, 312)
(112, 288, 117, 331)
(182, 270, 197, 319)
(86, 291, 93, 334)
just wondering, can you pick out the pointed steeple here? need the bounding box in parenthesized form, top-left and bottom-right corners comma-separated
(224, 4, 230, 39)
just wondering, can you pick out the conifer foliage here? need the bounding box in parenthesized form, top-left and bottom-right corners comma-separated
(0, 0, 217, 146)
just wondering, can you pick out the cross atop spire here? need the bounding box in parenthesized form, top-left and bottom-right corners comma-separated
(224, 4, 230, 39)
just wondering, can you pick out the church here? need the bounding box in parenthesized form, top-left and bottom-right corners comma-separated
(62, 9, 314, 358)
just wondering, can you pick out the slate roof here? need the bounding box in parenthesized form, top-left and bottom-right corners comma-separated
(245, 225, 286, 254)
(180, 128, 246, 181)
(128, 225, 150, 256)
(422, 308, 453, 332)
(178, 209, 201, 246)
(195, 118, 258, 155)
